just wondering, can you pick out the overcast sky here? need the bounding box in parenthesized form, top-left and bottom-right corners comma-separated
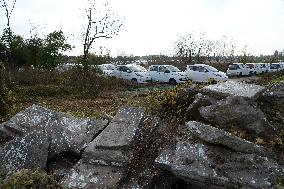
(1, 0, 284, 56)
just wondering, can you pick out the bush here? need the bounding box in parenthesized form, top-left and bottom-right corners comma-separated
(0, 169, 65, 189)
(10, 69, 138, 99)
(0, 63, 14, 122)
(145, 82, 196, 123)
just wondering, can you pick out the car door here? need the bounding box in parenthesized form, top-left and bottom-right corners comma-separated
(158, 66, 169, 82)
(186, 66, 197, 81)
(196, 66, 210, 82)
(117, 66, 130, 80)
(149, 66, 159, 82)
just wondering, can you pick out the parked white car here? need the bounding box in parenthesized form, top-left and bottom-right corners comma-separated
(186, 64, 228, 83)
(56, 63, 83, 72)
(245, 63, 262, 75)
(258, 63, 269, 73)
(113, 64, 151, 83)
(227, 63, 250, 76)
(269, 63, 282, 72)
(97, 64, 116, 76)
(148, 65, 187, 84)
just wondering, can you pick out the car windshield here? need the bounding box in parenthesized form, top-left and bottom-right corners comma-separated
(129, 66, 144, 72)
(246, 64, 254, 69)
(166, 66, 180, 72)
(270, 64, 280, 69)
(106, 64, 116, 70)
(135, 65, 147, 71)
(228, 64, 239, 70)
(205, 66, 218, 72)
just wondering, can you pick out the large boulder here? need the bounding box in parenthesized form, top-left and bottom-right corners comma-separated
(186, 93, 216, 121)
(199, 96, 275, 139)
(155, 122, 284, 188)
(0, 128, 49, 176)
(201, 81, 265, 100)
(62, 107, 146, 189)
(0, 105, 108, 158)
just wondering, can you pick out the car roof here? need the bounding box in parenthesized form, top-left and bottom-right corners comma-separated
(191, 64, 207, 66)
(150, 65, 171, 67)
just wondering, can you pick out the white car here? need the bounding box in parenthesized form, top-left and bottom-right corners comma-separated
(97, 64, 116, 76)
(258, 63, 269, 73)
(56, 63, 83, 72)
(269, 63, 282, 72)
(113, 64, 151, 83)
(148, 65, 187, 84)
(186, 64, 228, 83)
(227, 63, 250, 76)
(245, 63, 262, 75)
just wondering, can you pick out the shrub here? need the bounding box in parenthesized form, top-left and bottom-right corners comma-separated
(145, 82, 196, 123)
(0, 63, 14, 122)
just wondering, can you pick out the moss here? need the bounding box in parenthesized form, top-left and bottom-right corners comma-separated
(0, 169, 65, 189)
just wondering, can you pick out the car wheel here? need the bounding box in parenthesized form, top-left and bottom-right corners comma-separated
(208, 78, 217, 84)
(169, 78, 177, 85)
(131, 78, 137, 82)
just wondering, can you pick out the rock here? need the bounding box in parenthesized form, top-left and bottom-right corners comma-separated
(61, 161, 124, 189)
(83, 107, 145, 167)
(185, 121, 270, 157)
(201, 81, 265, 100)
(0, 105, 108, 158)
(199, 96, 275, 138)
(0, 128, 49, 176)
(258, 81, 284, 127)
(155, 124, 284, 188)
(186, 93, 215, 121)
(62, 107, 145, 189)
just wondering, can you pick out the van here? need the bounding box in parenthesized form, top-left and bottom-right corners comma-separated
(186, 64, 228, 83)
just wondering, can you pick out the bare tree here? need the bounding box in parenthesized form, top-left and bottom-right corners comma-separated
(82, 1, 123, 68)
(0, 0, 16, 67)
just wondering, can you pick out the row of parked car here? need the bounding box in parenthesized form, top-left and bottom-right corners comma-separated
(226, 62, 284, 76)
(97, 63, 229, 84)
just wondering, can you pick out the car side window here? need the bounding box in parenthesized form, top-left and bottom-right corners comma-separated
(197, 66, 206, 72)
(150, 66, 158, 72)
(189, 66, 197, 71)
(159, 66, 167, 72)
(124, 67, 131, 73)
(117, 66, 124, 72)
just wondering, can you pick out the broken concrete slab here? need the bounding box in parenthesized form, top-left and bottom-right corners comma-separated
(0, 128, 49, 176)
(0, 105, 108, 158)
(90, 107, 145, 149)
(185, 121, 270, 157)
(62, 107, 146, 188)
(83, 107, 145, 167)
(155, 137, 284, 189)
(61, 161, 124, 189)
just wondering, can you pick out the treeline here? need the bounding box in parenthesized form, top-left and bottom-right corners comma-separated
(0, 29, 72, 70)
